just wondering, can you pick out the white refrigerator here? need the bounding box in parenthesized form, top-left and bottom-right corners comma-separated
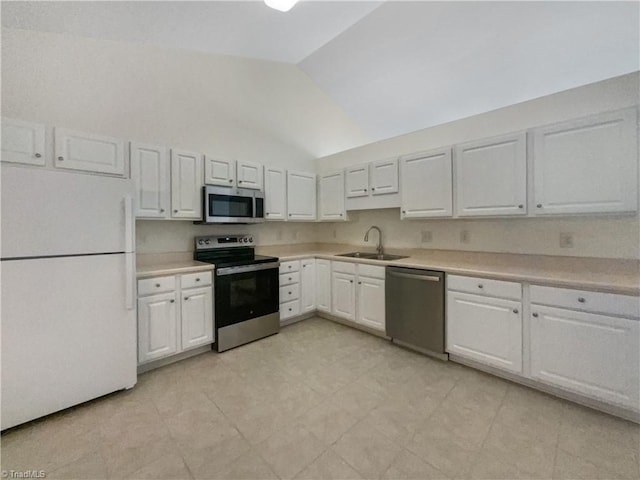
(1, 165, 137, 430)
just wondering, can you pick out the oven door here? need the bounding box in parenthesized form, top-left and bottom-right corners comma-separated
(215, 263, 279, 328)
(204, 186, 256, 223)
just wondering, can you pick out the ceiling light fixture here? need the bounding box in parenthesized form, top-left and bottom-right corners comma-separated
(264, 0, 299, 12)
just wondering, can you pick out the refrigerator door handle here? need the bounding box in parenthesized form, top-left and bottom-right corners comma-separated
(125, 252, 135, 310)
(124, 195, 134, 253)
(124, 195, 136, 311)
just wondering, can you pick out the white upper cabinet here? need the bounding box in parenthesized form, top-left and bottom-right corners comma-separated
(54, 128, 125, 176)
(454, 132, 527, 217)
(204, 157, 235, 187)
(532, 108, 638, 215)
(287, 170, 317, 221)
(170, 149, 203, 219)
(264, 166, 287, 221)
(1, 118, 45, 166)
(370, 158, 399, 196)
(130, 142, 170, 219)
(345, 164, 369, 198)
(401, 148, 453, 219)
(318, 170, 347, 221)
(237, 160, 263, 190)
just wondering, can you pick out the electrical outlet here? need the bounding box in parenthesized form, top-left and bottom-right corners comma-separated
(559, 232, 574, 248)
(421, 230, 432, 243)
(275, 230, 282, 241)
(460, 230, 470, 244)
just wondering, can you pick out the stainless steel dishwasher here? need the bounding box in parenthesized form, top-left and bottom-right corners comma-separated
(385, 266, 447, 360)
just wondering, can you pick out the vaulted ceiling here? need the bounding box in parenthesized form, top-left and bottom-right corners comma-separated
(3, 1, 639, 152)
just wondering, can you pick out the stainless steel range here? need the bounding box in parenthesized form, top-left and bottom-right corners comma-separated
(194, 235, 279, 352)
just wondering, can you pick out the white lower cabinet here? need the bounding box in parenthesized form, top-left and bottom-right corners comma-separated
(279, 259, 316, 323)
(530, 286, 640, 411)
(300, 259, 316, 313)
(356, 272, 385, 331)
(332, 271, 356, 321)
(137, 271, 213, 364)
(316, 259, 332, 313)
(447, 290, 522, 374)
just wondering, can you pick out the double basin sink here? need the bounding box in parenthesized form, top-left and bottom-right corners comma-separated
(337, 252, 408, 261)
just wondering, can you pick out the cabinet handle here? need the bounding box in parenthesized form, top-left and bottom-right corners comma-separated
(478, 284, 484, 289)
(350, 280, 353, 283)
(239, 180, 243, 184)
(195, 278, 200, 282)
(577, 297, 586, 303)
(229, 179, 233, 183)
(518, 204, 523, 209)
(371, 187, 375, 191)
(288, 308, 292, 312)
(184, 297, 189, 301)
(58, 156, 64, 161)
(532, 312, 539, 318)
(34, 153, 42, 158)
(288, 277, 292, 281)
(364, 188, 367, 192)
(358, 281, 362, 285)
(160, 208, 165, 213)
(155, 283, 161, 288)
(174, 209, 178, 213)
(402, 210, 406, 214)
(288, 266, 292, 269)
(513, 308, 519, 314)
(170, 299, 175, 303)
(289, 214, 292, 217)
(288, 291, 292, 295)
(536, 204, 542, 208)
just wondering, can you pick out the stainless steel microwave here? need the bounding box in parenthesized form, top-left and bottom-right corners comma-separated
(202, 185, 265, 224)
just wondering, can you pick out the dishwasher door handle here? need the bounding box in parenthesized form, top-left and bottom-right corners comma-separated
(388, 271, 441, 282)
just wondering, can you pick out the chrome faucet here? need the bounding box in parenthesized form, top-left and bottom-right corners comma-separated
(364, 226, 384, 256)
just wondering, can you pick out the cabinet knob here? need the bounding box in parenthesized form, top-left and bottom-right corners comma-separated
(371, 187, 375, 191)
(402, 210, 406, 214)
(160, 208, 165, 213)
(170, 299, 175, 303)
(364, 188, 367, 192)
(184, 297, 189, 301)
(195, 278, 200, 282)
(358, 281, 362, 285)
(339, 213, 343, 216)
(288, 277, 292, 281)
(513, 308, 519, 314)
(288, 266, 292, 269)
(478, 284, 484, 289)
(518, 204, 523, 209)
(288, 291, 292, 295)
(34, 153, 42, 158)
(577, 297, 586, 303)
(238, 180, 243, 184)
(532, 312, 539, 318)
(229, 179, 233, 183)
(536, 204, 542, 208)
(289, 214, 292, 217)
(155, 283, 161, 288)
(350, 280, 353, 283)
(174, 209, 178, 213)
(58, 156, 64, 161)
(288, 308, 292, 312)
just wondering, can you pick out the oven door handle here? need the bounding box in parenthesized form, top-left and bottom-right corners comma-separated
(216, 261, 280, 276)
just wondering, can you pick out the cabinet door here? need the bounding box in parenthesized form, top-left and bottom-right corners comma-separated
(345, 165, 369, 198)
(171, 149, 203, 219)
(138, 292, 178, 363)
(316, 259, 332, 313)
(130, 142, 170, 218)
(287, 170, 317, 221)
(237, 160, 263, 190)
(332, 271, 356, 321)
(532, 108, 638, 215)
(204, 156, 235, 187)
(401, 148, 452, 218)
(1, 118, 46, 166)
(530, 306, 639, 410)
(318, 170, 346, 221)
(446, 291, 522, 374)
(454, 133, 526, 217)
(54, 128, 125, 176)
(370, 158, 398, 196)
(300, 258, 316, 313)
(357, 275, 385, 331)
(264, 166, 287, 220)
(181, 286, 214, 351)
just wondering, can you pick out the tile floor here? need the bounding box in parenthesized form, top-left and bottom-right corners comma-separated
(2, 317, 639, 480)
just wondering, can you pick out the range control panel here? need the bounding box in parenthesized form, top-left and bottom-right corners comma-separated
(195, 235, 254, 250)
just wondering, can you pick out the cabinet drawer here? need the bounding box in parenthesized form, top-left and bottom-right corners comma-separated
(279, 272, 300, 286)
(280, 284, 300, 303)
(530, 285, 640, 318)
(332, 261, 357, 274)
(357, 263, 385, 279)
(280, 300, 301, 320)
(180, 271, 213, 289)
(447, 275, 522, 300)
(138, 276, 176, 296)
(279, 260, 300, 274)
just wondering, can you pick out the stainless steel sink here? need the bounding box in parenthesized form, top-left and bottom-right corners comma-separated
(337, 252, 408, 261)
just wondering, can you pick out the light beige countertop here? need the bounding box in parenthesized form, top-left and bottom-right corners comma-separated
(136, 252, 214, 279)
(256, 243, 640, 296)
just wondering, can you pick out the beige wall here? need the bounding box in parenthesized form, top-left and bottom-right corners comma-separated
(315, 73, 640, 259)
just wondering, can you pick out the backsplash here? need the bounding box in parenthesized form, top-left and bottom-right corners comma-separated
(314, 209, 640, 260)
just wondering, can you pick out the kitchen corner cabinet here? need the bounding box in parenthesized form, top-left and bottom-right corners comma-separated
(171, 149, 203, 219)
(532, 107, 638, 215)
(130, 142, 170, 218)
(287, 170, 317, 221)
(264, 166, 287, 220)
(446, 275, 523, 374)
(54, 128, 126, 176)
(237, 160, 263, 190)
(1, 118, 46, 166)
(204, 156, 235, 187)
(318, 170, 347, 221)
(315, 259, 332, 313)
(454, 132, 526, 217)
(529, 285, 639, 410)
(401, 148, 452, 218)
(137, 272, 213, 364)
